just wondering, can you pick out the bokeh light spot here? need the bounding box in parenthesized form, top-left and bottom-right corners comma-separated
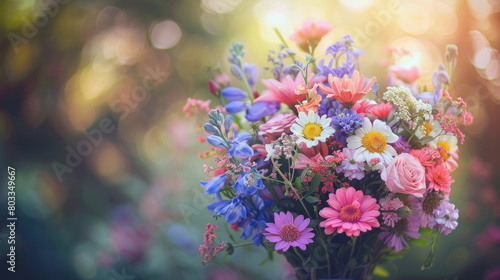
(150, 20, 182, 50)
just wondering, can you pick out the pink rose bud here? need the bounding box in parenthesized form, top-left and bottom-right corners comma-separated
(208, 80, 220, 94)
(381, 153, 426, 197)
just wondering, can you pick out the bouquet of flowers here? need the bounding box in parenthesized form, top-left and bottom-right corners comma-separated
(189, 19, 473, 280)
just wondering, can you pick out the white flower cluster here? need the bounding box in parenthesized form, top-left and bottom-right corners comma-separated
(383, 86, 433, 133)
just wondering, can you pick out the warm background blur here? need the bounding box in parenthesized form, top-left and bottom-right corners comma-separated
(1, 0, 499, 279)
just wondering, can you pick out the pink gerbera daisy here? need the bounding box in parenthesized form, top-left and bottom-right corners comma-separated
(319, 187, 380, 236)
(264, 212, 314, 251)
(318, 70, 376, 109)
(426, 164, 455, 194)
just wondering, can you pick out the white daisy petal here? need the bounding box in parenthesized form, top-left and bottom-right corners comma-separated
(384, 145, 398, 157)
(353, 148, 366, 162)
(347, 135, 362, 148)
(372, 119, 386, 133)
(363, 117, 372, 131)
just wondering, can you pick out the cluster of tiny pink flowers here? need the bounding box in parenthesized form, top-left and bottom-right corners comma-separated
(213, 155, 251, 174)
(269, 134, 299, 160)
(436, 114, 466, 144)
(330, 150, 347, 164)
(183, 98, 211, 117)
(199, 223, 225, 265)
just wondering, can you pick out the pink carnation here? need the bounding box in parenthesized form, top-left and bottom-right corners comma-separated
(381, 153, 426, 198)
(258, 113, 296, 144)
(409, 147, 443, 168)
(319, 187, 380, 237)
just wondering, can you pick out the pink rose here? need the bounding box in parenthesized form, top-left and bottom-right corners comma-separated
(258, 113, 296, 144)
(381, 153, 426, 197)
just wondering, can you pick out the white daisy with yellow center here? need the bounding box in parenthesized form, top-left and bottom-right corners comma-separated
(290, 110, 335, 148)
(347, 118, 399, 165)
(429, 134, 458, 161)
(416, 120, 442, 140)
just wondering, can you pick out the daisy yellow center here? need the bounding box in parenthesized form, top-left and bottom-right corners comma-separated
(424, 122, 432, 136)
(361, 131, 387, 153)
(303, 123, 322, 140)
(437, 140, 451, 160)
(339, 205, 362, 223)
(279, 224, 300, 242)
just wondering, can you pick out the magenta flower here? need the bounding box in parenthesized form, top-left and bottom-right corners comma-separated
(319, 187, 380, 237)
(264, 211, 314, 251)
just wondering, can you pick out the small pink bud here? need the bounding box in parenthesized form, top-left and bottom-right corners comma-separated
(208, 80, 220, 94)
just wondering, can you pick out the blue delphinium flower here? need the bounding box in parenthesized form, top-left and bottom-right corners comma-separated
(245, 101, 280, 121)
(206, 135, 229, 149)
(228, 129, 254, 158)
(241, 219, 267, 246)
(200, 174, 228, 195)
(234, 171, 265, 195)
(225, 101, 247, 113)
(221, 87, 248, 101)
(218, 195, 247, 224)
(243, 63, 259, 86)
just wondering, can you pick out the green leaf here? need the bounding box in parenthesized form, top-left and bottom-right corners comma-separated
(224, 224, 238, 243)
(421, 232, 438, 270)
(419, 136, 434, 143)
(266, 182, 279, 201)
(295, 177, 302, 193)
(373, 265, 390, 278)
(304, 196, 319, 204)
(305, 173, 322, 197)
(419, 227, 434, 236)
(400, 121, 413, 134)
(300, 167, 310, 180)
(409, 237, 429, 247)
(308, 219, 319, 228)
(346, 258, 357, 269)
(259, 256, 270, 266)
(271, 203, 280, 213)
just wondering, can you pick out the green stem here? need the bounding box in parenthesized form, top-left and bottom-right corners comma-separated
(231, 242, 254, 248)
(314, 206, 332, 278)
(407, 124, 420, 144)
(240, 70, 254, 104)
(293, 247, 307, 266)
(274, 28, 296, 61)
